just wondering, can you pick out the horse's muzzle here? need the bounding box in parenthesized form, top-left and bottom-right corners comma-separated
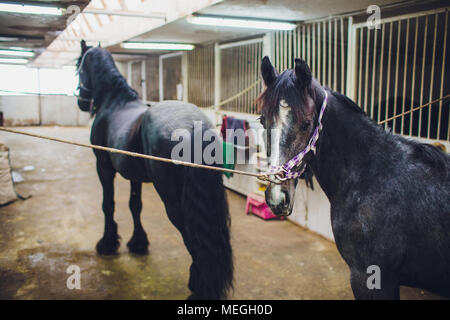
(265, 185, 293, 216)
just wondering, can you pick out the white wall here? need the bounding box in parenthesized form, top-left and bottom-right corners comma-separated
(0, 95, 90, 126)
(0, 95, 40, 126)
(291, 179, 333, 241)
(116, 61, 128, 80)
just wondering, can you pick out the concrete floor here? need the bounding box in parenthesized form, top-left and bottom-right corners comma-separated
(0, 126, 444, 300)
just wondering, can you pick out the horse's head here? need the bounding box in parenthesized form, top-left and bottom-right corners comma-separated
(76, 40, 95, 112)
(258, 56, 317, 216)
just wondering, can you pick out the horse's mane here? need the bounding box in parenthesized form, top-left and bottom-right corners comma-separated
(77, 47, 138, 103)
(330, 90, 365, 115)
(411, 142, 449, 176)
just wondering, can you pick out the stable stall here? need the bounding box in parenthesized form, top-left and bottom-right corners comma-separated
(0, 0, 448, 301)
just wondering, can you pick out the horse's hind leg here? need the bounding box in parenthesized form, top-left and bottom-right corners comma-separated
(350, 267, 400, 300)
(127, 181, 149, 254)
(96, 160, 120, 255)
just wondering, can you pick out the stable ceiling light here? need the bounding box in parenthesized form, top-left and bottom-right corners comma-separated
(0, 3, 62, 15)
(187, 16, 297, 31)
(121, 42, 195, 51)
(0, 58, 28, 64)
(0, 49, 34, 57)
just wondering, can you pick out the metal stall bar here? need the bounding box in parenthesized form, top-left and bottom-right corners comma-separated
(346, 16, 356, 101)
(364, 27, 371, 113)
(322, 21, 326, 84)
(357, 28, 363, 107)
(328, 19, 332, 88)
(427, 13, 438, 139)
(288, 30, 293, 69)
(400, 19, 410, 134)
(370, 28, 378, 120)
(333, 18, 337, 90)
(438, 10, 448, 140)
(307, 24, 311, 67)
(419, 15, 428, 137)
(302, 25, 306, 61)
(393, 20, 401, 133)
(312, 23, 316, 76)
(340, 18, 346, 94)
(377, 21, 385, 123)
(409, 17, 419, 136)
(317, 22, 321, 82)
(385, 22, 393, 129)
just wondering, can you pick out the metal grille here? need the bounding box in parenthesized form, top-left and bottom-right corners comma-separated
(353, 8, 449, 141)
(161, 54, 182, 100)
(187, 45, 214, 108)
(220, 39, 264, 114)
(273, 17, 349, 93)
(131, 61, 143, 99)
(273, 29, 294, 71)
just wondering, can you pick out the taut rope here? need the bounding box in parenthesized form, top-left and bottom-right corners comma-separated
(0, 126, 270, 181)
(378, 94, 450, 125)
(0, 90, 448, 183)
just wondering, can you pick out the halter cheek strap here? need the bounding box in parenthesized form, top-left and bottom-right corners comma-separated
(76, 47, 96, 74)
(75, 47, 96, 114)
(266, 90, 328, 183)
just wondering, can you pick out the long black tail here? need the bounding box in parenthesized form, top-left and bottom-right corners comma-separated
(181, 166, 233, 299)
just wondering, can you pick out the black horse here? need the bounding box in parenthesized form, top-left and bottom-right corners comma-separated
(258, 56, 450, 299)
(76, 41, 232, 299)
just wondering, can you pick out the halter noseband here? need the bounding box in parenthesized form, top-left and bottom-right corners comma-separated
(266, 90, 328, 184)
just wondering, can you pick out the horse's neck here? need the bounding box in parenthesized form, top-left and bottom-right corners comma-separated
(92, 68, 111, 107)
(310, 95, 389, 201)
(92, 64, 128, 108)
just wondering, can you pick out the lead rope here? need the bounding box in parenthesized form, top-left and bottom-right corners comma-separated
(0, 126, 275, 182)
(0, 94, 449, 184)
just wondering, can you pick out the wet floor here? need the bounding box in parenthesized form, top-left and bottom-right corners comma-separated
(0, 126, 444, 300)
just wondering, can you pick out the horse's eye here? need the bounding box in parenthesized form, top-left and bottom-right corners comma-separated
(301, 121, 311, 131)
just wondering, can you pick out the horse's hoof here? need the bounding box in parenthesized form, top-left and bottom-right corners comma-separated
(96, 236, 120, 255)
(127, 233, 149, 255)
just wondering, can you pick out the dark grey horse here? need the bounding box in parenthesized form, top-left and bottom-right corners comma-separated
(258, 56, 450, 299)
(76, 41, 232, 299)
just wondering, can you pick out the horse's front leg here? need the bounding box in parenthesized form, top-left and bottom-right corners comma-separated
(96, 159, 120, 255)
(127, 181, 149, 254)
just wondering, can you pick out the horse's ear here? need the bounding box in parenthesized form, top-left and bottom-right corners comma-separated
(261, 56, 278, 87)
(294, 58, 312, 88)
(81, 40, 87, 54)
